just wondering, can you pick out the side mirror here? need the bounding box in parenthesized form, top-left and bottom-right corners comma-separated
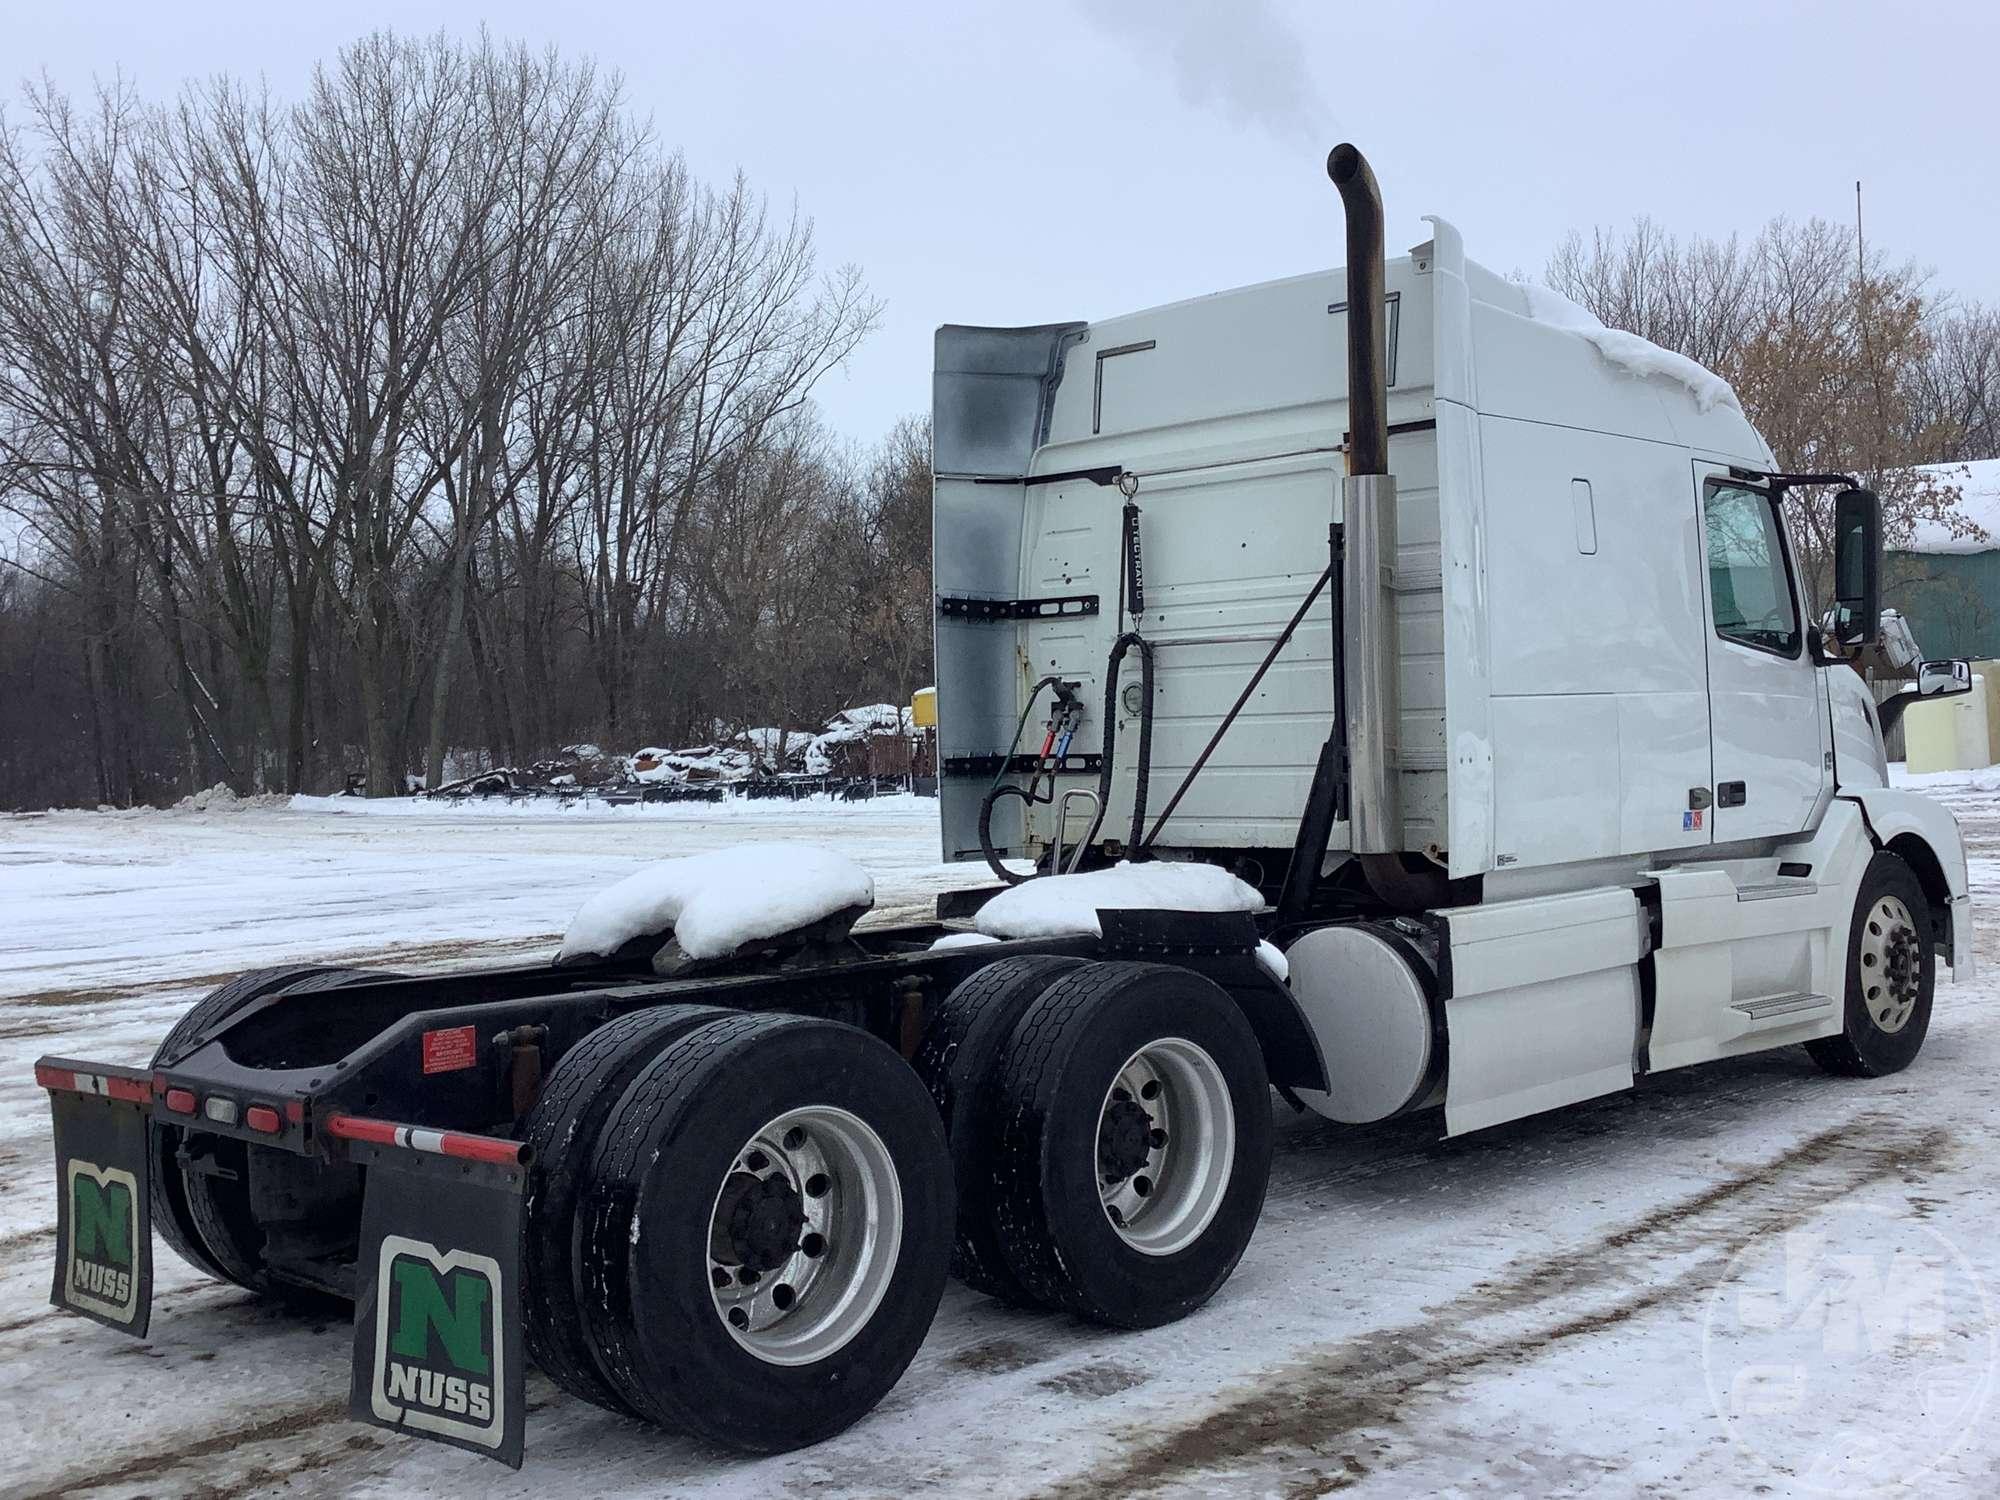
(1832, 488, 1881, 647)
(1878, 658, 1975, 736)
(1918, 658, 1974, 698)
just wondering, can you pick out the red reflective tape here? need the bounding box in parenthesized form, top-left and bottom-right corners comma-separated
(421, 1024, 481, 1075)
(35, 1063, 150, 1101)
(164, 1088, 198, 1114)
(323, 1114, 400, 1147)
(321, 1112, 523, 1165)
(283, 1099, 304, 1124)
(245, 1105, 281, 1133)
(438, 1131, 527, 1165)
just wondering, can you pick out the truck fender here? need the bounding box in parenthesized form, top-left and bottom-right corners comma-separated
(1838, 789, 1974, 980)
(1093, 908, 1329, 1092)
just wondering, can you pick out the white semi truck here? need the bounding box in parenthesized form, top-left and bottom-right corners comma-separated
(33, 144, 1975, 1465)
(935, 142, 1975, 1134)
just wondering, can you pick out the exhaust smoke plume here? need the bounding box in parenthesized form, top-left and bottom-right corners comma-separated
(1077, 0, 1328, 143)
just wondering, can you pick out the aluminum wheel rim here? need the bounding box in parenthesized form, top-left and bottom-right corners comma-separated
(1858, 894, 1924, 1035)
(704, 1104, 901, 1366)
(1095, 1037, 1235, 1257)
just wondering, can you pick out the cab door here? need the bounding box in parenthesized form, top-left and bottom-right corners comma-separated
(1694, 465, 1828, 842)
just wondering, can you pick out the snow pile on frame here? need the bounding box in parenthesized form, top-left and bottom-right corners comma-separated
(975, 861, 1263, 940)
(559, 843, 875, 961)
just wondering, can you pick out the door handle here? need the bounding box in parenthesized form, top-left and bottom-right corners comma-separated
(1718, 781, 1747, 808)
(1688, 787, 1713, 810)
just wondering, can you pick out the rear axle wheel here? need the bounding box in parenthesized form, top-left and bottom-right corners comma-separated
(705, 1105, 901, 1365)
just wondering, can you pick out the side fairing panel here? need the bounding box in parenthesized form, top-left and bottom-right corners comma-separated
(1440, 885, 1646, 1134)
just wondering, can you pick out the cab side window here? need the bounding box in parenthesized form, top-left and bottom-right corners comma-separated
(1704, 483, 1800, 656)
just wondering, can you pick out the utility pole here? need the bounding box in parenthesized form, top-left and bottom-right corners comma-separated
(1856, 178, 1886, 483)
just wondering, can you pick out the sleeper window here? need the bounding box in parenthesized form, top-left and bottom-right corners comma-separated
(1704, 483, 1800, 656)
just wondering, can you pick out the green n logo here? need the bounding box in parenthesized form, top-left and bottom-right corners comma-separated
(389, 1259, 492, 1376)
(73, 1174, 133, 1267)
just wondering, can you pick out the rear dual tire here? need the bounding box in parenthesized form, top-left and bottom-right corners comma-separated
(912, 954, 1085, 1303)
(519, 1002, 730, 1413)
(981, 962, 1273, 1328)
(564, 1012, 954, 1453)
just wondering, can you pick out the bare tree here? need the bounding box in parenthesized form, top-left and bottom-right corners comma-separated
(0, 32, 903, 808)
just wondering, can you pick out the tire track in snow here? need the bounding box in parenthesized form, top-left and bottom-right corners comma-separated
(13, 1399, 350, 1499)
(1041, 1117, 1952, 1498)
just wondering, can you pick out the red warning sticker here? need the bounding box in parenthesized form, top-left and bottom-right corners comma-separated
(421, 1024, 480, 1075)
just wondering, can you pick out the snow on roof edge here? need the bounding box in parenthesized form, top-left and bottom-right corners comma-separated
(1512, 281, 1743, 416)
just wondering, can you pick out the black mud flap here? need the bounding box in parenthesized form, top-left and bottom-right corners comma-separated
(347, 1135, 528, 1469)
(39, 1057, 155, 1338)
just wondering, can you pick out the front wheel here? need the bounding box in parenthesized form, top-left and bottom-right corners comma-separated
(1808, 851, 1936, 1078)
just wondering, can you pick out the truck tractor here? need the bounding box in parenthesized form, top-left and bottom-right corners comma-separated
(36, 144, 1975, 1466)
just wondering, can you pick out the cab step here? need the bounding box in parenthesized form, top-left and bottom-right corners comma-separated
(1725, 991, 1834, 1035)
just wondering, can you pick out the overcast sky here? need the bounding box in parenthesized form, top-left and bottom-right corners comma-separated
(13, 0, 1997, 449)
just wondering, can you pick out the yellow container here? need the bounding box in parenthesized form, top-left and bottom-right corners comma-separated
(911, 686, 937, 730)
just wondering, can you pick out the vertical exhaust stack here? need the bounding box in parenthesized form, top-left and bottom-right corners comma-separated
(1280, 143, 1400, 920)
(1329, 143, 1400, 856)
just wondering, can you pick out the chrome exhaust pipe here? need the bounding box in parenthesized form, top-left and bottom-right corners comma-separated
(1329, 143, 1400, 857)
(1280, 143, 1400, 918)
(1328, 143, 1387, 478)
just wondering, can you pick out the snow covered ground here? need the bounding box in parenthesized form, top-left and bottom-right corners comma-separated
(2, 785, 1998, 1497)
